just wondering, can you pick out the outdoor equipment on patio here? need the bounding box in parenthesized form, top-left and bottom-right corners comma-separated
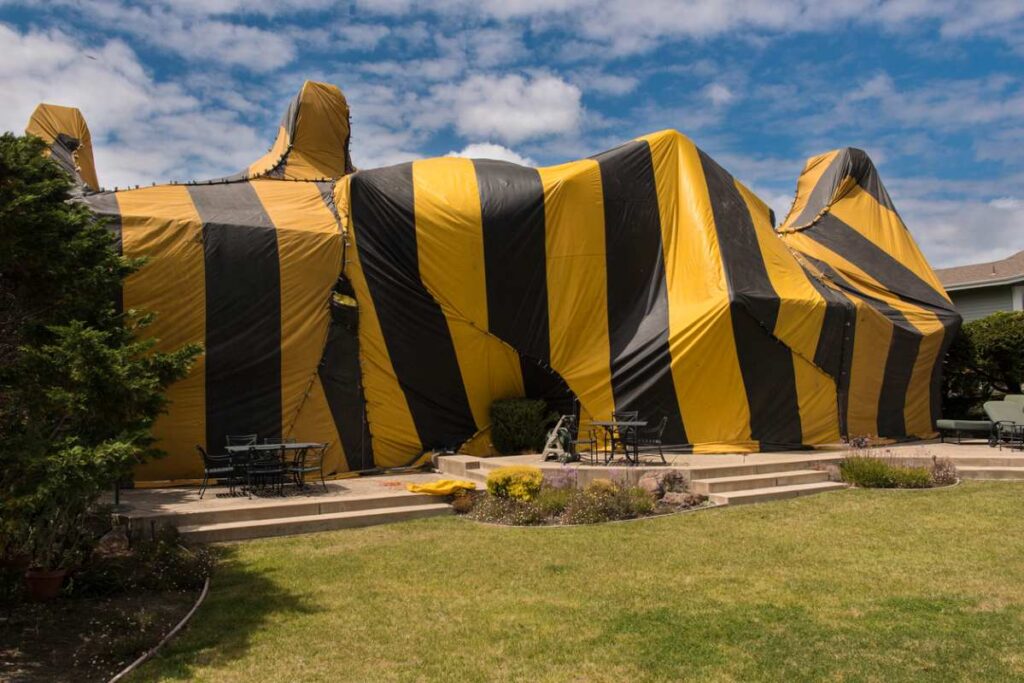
(29, 79, 961, 482)
(983, 401, 1024, 450)
(936, 419, 994, 444)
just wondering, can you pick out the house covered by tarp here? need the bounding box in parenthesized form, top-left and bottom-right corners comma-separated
(25, 80, 960, 482)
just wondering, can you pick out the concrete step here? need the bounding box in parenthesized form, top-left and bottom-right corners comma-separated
(126, 490, 440, 531)
(683, 456, 842, 481)
(957, 466, 1024, 480)
(178, 503, 453, 543)
(435, 454, 483, 478)
(945, 454, 1024, 467)
(709, 481, 847, 507)
(690, 469, 829, 494)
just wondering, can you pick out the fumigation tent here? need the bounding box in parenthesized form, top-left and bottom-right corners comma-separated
(25, 80, 960, 482)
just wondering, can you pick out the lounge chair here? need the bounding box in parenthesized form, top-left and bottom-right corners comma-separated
(983, 401, 1024, 450)
(936, 419, 994, 444)
(1004, 394, 1024, 407)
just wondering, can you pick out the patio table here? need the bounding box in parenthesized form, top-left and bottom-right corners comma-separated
(588, 420, 647, 465)
(225, 442, 327, 493)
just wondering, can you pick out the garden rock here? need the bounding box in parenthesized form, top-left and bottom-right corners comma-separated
(94, 526, 130, 557)
(660, 491, 705, 507)
(638, 474, 663, 497)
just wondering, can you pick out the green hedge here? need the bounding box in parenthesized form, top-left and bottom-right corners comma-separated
(490, 398, 552, 454)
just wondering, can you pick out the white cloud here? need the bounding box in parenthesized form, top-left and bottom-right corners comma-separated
(0, 24, 266, 188)
(435, 73, 583, 143)
(446, 142, 536, 165)
(704, 82, 736, 106)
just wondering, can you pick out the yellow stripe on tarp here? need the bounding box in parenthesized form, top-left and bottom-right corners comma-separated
(412, 157, 524, 433)
(117, 186, 207, 481)
(734, 180, 839, 445)
(780, 150, 838, 229)
(538, 159, 615, 424)
(335, 175, 422, 467)
(643, 130, 754, 450)
(283, 82, 352, 180)
(248, 126, 290, 178)
(250, 179, 346, 473)
(827, 183, 950, 302)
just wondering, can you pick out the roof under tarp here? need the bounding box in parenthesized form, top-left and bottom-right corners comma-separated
(26, 80, 960, 482)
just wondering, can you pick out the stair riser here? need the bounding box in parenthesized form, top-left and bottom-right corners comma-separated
(684, 459, 839, 481)
(179, 507, 453, 543)
(126, 492, 440, 531)
(692, 471, 828, 494)
(711, 485, 844, 507)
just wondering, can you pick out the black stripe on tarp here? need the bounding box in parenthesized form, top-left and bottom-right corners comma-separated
(801, 254, 922, 439)
(475, 160, 551, 363)
(189, 183, 282, 453)
(929, 318, 961, 427)
(699, 149, 803, 449)
(350, 164, 477, 452)
(798, 264, 857, 437)
(82, 192, 123, 315)
(593, 140, 687, 445)
(319, 300, 374, 470)
(804, 213, 952, 311)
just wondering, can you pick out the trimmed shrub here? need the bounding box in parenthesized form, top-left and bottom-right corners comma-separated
(486, 465, 544, 501)
(490, 398, 552, 454)
(840, 456, 931, 489)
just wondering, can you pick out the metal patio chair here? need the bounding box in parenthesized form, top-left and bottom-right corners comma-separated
(635, 416, 669, 464)
(226, 433, 258, 447)
(984, 401, 1024, 450)
(246, 445, 286, 496)
(287, 442, 328, 491)
(196, 444, 241, 499)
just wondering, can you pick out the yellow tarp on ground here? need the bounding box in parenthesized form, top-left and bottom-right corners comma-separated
(406, 480, 477, 495)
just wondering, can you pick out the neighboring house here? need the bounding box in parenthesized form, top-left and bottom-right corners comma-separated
(935, 250, 1024, 322)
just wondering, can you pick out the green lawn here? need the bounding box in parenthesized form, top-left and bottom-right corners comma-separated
(137, 482, 1024, 682)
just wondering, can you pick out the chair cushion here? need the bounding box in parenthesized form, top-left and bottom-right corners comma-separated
(936, 419, 992, 431)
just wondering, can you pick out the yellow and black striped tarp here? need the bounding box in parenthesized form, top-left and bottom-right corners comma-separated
(27, 80, 960, 481)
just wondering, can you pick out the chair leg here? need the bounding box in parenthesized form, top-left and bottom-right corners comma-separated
(199, 473, 208, 499)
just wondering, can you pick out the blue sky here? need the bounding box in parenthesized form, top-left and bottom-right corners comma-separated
(1, 0, 1022, 267)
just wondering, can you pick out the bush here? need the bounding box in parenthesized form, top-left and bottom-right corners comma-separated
(943, 311, 1024, 417)
(534, 486, 573, 517)
(490, 398, 553, 454)
(468, 495, 545, 526)
(450, 490, 477, 514)
(562, 481, 655, 524)
(70, 527, 213, 597)
(840, 456, 932, 489)
(486, 465, 544, 501)
(929, 457, 958, 487)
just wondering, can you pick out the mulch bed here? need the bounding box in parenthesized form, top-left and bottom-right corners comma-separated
(0, 589, 197, 682)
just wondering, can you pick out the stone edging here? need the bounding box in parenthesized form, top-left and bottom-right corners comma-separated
(108, 576, 210, 683)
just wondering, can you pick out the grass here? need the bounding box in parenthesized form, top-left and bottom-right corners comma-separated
(136, 482, 1024, 682)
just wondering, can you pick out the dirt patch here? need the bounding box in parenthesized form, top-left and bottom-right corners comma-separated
(0, 589, 196, 682)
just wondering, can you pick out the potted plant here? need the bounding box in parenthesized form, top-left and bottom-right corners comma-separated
(21, 499, 91, 601)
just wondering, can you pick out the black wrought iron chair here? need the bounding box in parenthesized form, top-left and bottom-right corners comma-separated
(604, 410, 640, 464)
(246, 445, 286, 497)
(196, 445, 240, 498)
(636, 416, 669, 464)
(226, 433, 258, 447)
(287, 442, 328, 491)
(566, 416, 599, 464)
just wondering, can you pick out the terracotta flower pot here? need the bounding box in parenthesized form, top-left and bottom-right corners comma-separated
(24, 567, 68, 601)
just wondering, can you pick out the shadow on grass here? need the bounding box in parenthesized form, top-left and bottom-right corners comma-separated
(138, 544, 321, 680)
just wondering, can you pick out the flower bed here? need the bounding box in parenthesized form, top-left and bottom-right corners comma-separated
(839, 449, 959, 489)
(455, 466, 709, 526)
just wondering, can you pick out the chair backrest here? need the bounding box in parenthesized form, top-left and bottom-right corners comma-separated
(1004, 395, 1024, 408)
(195, 444, 209, 462)
(264, 436, 297, 444)
(654, 415, 668, 436)
(983, 401, 1022, 424)
(226, 434, 258, 446)
(613, 410, 639, 422)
